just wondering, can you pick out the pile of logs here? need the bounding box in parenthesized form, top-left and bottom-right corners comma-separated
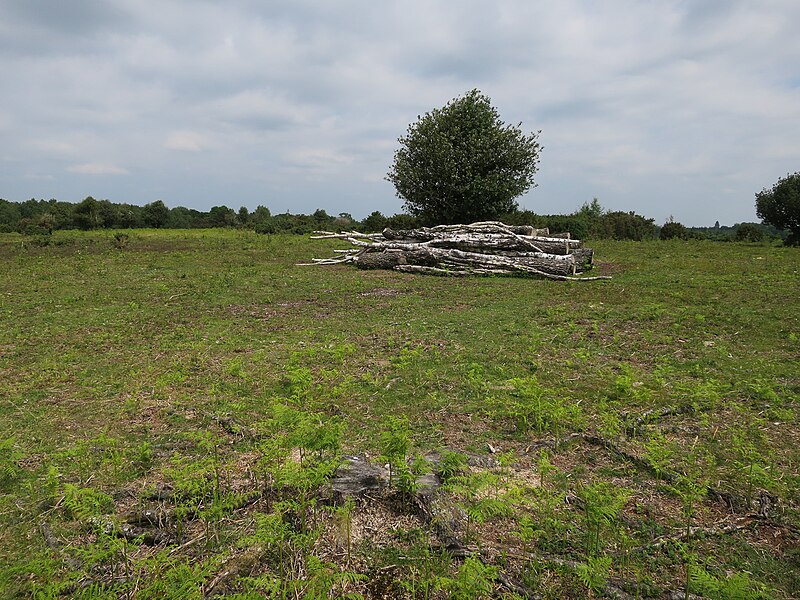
(302, 221, 609, 281)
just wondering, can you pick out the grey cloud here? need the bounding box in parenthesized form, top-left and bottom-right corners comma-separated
(1, 0, 134, 35)
(0, 0, 138, 57)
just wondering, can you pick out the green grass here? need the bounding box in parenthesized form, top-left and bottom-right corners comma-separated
(1, 229, 798, 598)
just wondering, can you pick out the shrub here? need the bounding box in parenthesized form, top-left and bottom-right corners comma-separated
(359, 211, 388, 233)
(734, 223, 765, 242)
(112, 232, 130, 249)
(543, 215, 589, 240)
(660, 219, 690, 240)
(593, 211, 657, 240)
(254, 219, 276, 235)
(385, 213, 422, 230)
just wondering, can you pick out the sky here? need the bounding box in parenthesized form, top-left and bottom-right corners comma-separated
(1, 1, 799, 226)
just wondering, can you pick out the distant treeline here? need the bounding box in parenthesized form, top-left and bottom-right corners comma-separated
(0, 196, 786, 242)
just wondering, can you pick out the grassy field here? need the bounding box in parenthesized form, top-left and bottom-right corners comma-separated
(0, 229, 798, 599)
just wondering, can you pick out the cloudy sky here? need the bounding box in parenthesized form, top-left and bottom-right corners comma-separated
(1, 1, 799, 226)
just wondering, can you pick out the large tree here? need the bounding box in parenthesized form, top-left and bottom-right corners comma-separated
(143, 200, 170, 228)
(756, 171, 800, 245)
(73, 196, 103, 230)
(386, 89, 541, 225)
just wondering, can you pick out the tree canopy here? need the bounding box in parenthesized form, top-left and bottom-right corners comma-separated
(386, 89, 541, 226)
(755, 171, 800, 245)
(143, 200, 170, 228)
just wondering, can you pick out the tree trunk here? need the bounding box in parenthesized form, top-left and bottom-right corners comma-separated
(356, 247, 576, 276)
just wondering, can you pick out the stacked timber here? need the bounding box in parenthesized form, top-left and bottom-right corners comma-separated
(302, 221, 608, 281)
